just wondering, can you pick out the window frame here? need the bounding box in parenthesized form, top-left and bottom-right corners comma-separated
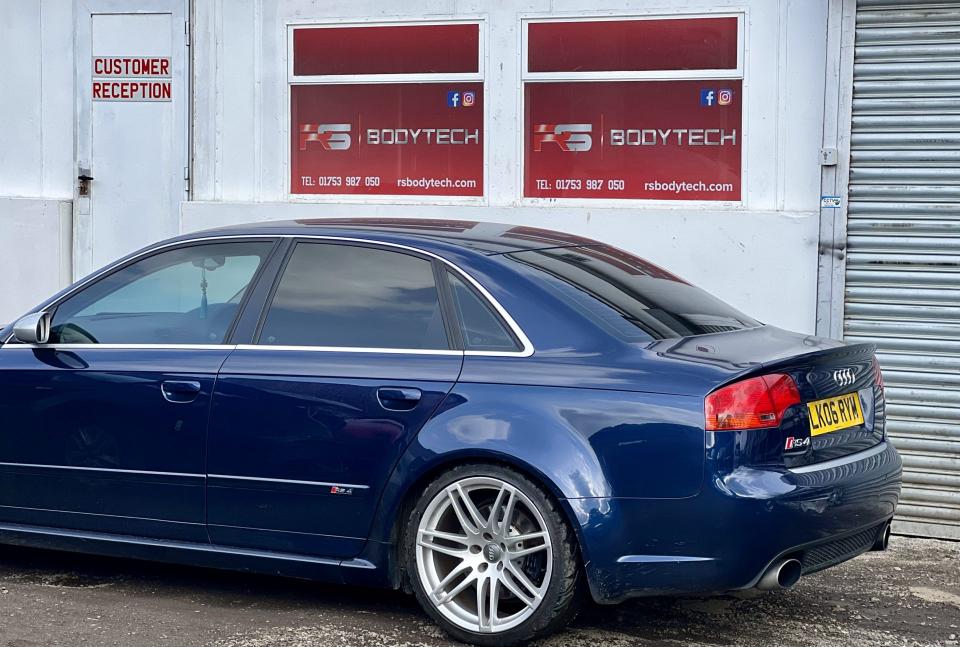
(519, 9, 747, 209)
(4, 237, 282, 349)
(439, 268, 523, 354)
(285, 18, 489, 206)
(252, 239, 460, 353)
(1, 234, 535, 358)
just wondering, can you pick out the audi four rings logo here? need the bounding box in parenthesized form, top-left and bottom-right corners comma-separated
(299, 123, 352, 151)
(833, 368, 856, 388)
(533, 124, 594, 152)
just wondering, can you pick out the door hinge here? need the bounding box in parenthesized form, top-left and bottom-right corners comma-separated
(185, 20, 191, 46)
(184, 166, 191, 195)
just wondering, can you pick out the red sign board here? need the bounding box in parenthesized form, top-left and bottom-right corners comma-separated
(527, 18, 738, 73)
(524, 80, 741, 200)
(293, 25, 479, 76)
(291, 83, 483, 196)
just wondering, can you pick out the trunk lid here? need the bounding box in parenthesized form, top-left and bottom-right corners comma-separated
(751, 342, 884, 467)
(648, 326, 885, 466)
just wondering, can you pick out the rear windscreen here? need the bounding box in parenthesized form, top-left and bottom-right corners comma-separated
(505, 245, 760, 341)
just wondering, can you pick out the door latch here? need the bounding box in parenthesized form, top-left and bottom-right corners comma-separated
(78, 167, 94, 196)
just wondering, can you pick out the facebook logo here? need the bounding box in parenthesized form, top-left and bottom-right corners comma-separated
(701, 89, 733, 107)
(447, 91, 461, 108)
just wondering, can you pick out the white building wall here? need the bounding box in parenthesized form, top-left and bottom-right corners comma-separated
(0, 1, 75, 199)
(0, 1, 76, 322)
(186, 0, 830, 334)
(0, 0, 831, 334)
(0, 198, 73, 324)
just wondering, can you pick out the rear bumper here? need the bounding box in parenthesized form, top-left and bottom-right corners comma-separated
(570, 441, 902, 604)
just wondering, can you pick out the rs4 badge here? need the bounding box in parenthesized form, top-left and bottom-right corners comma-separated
(785, 436, 811, 451)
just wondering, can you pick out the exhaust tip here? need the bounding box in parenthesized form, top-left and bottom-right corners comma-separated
(872, 523, 892, 551)
(757, 558, 802, 591)
(777, 559, 802, 588)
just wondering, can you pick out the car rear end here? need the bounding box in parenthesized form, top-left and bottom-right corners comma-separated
(494, 243, 901, 601)
(580, 337, 902, 603)
(700, 340, 901, 591)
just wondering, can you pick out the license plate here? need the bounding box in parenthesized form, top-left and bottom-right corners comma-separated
(807, 392, 865, 436)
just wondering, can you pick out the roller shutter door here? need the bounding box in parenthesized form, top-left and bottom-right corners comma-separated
(845, 0, 960, 540)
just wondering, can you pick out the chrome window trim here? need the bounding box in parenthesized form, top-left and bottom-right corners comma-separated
(207, 473, 369, 490)
(234, 344, 463, 356)
(3, 344, 234, 351)
(464, 349, 528, 357)
(1, 233, 535, 357)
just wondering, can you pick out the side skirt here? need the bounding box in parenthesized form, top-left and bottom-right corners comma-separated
(0, 521, 384, 585)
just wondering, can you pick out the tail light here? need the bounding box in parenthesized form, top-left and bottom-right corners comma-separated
(871, 356, 885, 394)
(705, 373, 801, 431)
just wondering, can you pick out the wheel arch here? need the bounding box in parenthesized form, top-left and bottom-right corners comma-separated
(364, 383, 628, 591)
(381, 450, 590, 592)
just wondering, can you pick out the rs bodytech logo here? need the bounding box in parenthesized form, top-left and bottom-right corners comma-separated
(300, 123, 479, 148)
(533, 123, 737, 151)
(299, 123, 352, 151)
(533, 124, 593, 152)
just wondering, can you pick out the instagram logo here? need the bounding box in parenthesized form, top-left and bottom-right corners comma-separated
(718, 89, 733, 105)
(462, 91, 476, 107)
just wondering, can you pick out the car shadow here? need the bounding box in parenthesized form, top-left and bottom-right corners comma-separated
(0, 542, 933, 647)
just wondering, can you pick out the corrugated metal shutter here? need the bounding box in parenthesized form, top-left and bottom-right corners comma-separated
(845, 0, 960, 540)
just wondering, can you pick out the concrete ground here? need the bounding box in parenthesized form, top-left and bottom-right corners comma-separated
(0, 536, 957, 647)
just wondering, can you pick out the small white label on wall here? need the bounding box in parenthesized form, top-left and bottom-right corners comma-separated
(820, 195, 842, 209)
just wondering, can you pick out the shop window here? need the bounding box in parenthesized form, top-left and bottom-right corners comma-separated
(522, 15, 743, 202)
(289, 22, 484, 199)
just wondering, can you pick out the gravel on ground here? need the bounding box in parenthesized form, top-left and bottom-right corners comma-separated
(0, 535, 956, 646)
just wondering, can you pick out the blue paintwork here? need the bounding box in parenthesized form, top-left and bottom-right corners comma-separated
(0, 347, 226, 543)
(206, 348, 461, 558)
(0, 220, 901, 604)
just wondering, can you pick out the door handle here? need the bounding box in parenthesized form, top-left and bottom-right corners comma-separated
(377, 387, 422, 411)
(161, 380, 202, 404)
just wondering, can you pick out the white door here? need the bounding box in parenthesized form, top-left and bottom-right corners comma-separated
(75, 0, 188, 278)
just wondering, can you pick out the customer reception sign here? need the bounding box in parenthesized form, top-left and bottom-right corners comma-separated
(92, 56, 172, 102)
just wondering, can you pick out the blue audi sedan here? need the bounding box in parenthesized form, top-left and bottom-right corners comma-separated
(0, 219, 901, 645)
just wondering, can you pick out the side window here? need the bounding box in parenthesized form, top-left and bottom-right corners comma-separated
(258, 243, 450, 350)
(49, 242, 272, 344)
(447, 272, 521, 352)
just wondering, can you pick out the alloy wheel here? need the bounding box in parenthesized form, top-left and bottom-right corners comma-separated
(415, 476, 554, 634)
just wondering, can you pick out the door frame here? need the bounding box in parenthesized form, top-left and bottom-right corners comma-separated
(73, 0, 190, 280)
(814, 0, 856, 340)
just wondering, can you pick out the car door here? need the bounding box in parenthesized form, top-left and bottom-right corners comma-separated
(206, 240, 463, 558)
(0, 239, 276, 542)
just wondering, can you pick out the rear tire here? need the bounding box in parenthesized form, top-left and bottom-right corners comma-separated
(402, 464, 582, 646)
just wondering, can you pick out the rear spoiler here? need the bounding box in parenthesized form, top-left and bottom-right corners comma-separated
(718, 342, 877, 390)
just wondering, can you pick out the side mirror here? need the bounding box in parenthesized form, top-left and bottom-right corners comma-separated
(12, 312, 52, 345)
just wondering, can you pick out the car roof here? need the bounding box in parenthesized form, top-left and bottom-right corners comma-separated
(189, 218, 601, 256)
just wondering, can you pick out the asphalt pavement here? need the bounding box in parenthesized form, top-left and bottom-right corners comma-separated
(0, 535, 957, 646)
